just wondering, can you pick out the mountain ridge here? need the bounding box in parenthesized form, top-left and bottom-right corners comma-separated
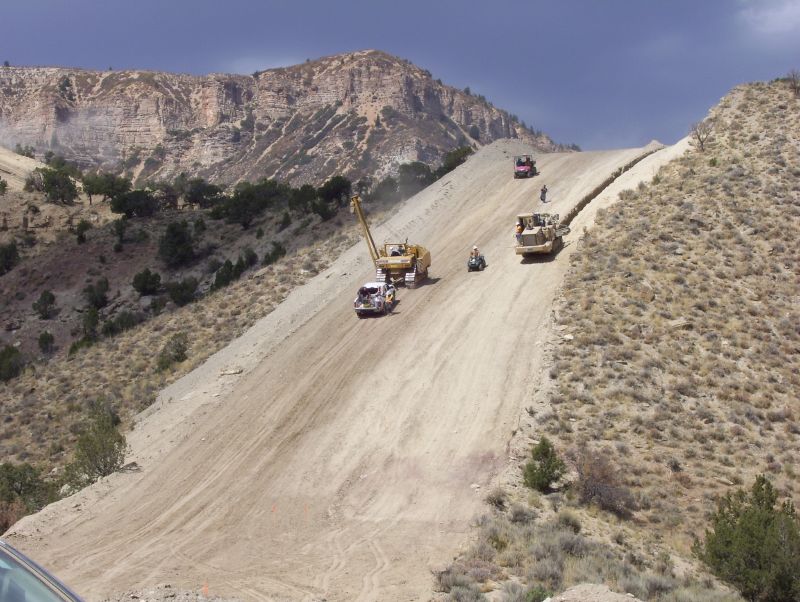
(0, 50, 564, 186)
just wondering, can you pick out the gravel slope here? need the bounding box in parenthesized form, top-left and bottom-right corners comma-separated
(7, 139, 683, 601)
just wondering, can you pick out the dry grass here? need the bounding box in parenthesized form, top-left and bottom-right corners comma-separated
(436, 506, 739, 601)
(442, 79, 799, 600)
(550, 80, 799, 550)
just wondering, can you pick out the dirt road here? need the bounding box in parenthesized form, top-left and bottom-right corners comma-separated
(8, 139, 683, 600)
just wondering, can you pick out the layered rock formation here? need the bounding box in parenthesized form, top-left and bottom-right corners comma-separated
(0, 50, 561, 186)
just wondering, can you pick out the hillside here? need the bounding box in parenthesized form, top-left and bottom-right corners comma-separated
(5, 139, 662, 600)
(436, 79, 799, 600)
(0, 50, 561, 186)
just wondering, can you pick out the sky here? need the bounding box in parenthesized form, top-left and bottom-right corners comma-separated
(3, 0, 799, 149)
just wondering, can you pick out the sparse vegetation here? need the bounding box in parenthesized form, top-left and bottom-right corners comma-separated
(132, 268, 161, 296)
(0, 463, 57, 532)
(32, 290, 56, 319)
(0, 345, 24, 382)
(690, 119, 714, 152)
(0, 241, 20, 275)
(38, 331, 55, 354)
(75, 219, 92, 243)
(64, 402, 127, 488)
(575, 450, 636, 519)
(158, 221, 195, 267)
(165, 277, 198, 306)
(14, 143, 35, 158)
(83, 277, 110, 309)
(787, 69, 800, 97)
(157, 332, 188, 371)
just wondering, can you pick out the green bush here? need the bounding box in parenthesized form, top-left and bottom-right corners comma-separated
(32, 290, 56, 319)
(110, 189, 158, 218)
(165, 277, 197, 306)
(15, 144, 35, 158)
(397, 161, 435, 198)
(158, 221, 195, 268)
(65, 403, 127, 488)
(317, 175, 351, 206)
(0, 241, 19, 275)
(112, 217, 127, 243)
(82, 306, 100, 339)
(75, 219, 92, 244)
(435, 146, 474, 178)
(31, 167, 79, 203)
(38, 331, 55, 354)
(694, 475, 800, 602)
(82, 172, 131, 204)
(68, 337, 94, 356)
(242, 247, 258, 268)
(262, 241, 287, 266)
(101, 311, 142, 337)
(0, 463, 58, 531)
(212, 260, 236, 290)
(523, 437, 566, 492)
(157, 332, 188, 371)
(132, 268, 161, 296)
(83, 277, 109, 309)
(0, 345, 24, 381)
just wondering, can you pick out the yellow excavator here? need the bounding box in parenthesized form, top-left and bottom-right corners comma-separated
(349, 194, 431, 288)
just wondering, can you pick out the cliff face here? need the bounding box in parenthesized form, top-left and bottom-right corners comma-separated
(0, 50, 559, 186)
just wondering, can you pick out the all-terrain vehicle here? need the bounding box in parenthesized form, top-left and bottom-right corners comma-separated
(350, 195, 432, 287)
(513, 155, 537, 178)
(467, 255, 486, 271)
(354, 282, 396, 317)
(514, 212, 570, 256)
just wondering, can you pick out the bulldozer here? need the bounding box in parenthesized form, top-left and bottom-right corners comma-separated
(350, 194, 431, 288)
(514, 212, 570, 256)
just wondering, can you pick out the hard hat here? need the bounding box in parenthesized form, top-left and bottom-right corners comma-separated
(473, 245, 478, 250)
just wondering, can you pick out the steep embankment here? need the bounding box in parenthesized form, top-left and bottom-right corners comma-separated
(7, 139, 681, 601)
(437, 79, 799, 602)
(549, 81, 799, 551)
(0, 51, 561, 186)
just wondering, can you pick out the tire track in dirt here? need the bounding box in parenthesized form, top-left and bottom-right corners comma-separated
(8, 140, 680, 601)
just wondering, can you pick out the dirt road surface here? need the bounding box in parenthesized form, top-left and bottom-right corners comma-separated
(7, 139, 686, 601)
(0, 144, 43, 190)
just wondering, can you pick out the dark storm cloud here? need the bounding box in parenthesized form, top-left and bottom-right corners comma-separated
(3, 0, 799, 149)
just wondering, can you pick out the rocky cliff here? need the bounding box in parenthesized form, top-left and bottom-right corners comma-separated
(0, 50, 560, 186)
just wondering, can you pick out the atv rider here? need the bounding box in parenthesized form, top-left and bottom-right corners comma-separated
(471, 245, 481, 259)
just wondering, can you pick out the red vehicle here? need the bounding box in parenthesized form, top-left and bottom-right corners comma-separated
(513, 155, 537, 178)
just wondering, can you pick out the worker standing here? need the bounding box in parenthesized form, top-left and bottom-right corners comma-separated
(540, 185, 548, 203)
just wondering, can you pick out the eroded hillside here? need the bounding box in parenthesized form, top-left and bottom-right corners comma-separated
(0, 50, 561, 186)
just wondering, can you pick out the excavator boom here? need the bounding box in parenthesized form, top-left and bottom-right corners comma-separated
(350, 195, 380, 266)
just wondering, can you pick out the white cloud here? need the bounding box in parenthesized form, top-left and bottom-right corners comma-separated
(737, 0, 800, 38)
